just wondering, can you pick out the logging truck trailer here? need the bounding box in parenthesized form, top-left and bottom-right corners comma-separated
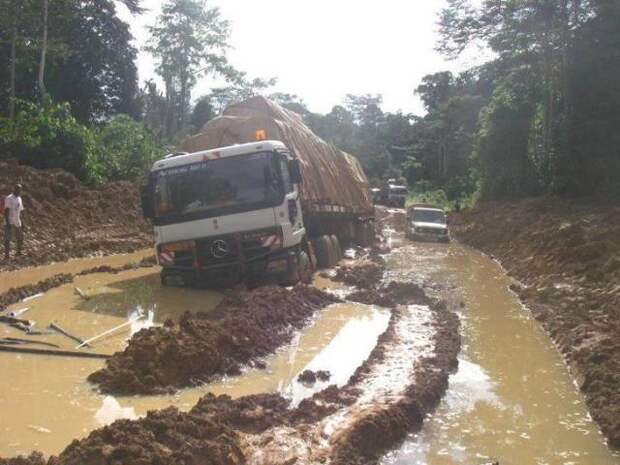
(141, 97, 375, 287)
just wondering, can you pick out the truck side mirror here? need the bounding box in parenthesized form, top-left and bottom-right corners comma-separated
(288, 159, 302, 184)
(140, 180, 154, 220)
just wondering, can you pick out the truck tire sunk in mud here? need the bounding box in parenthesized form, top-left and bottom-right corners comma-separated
(281, 250, 313, 286)
(329, 234, 343, 262)
(314, 235, 337, 269)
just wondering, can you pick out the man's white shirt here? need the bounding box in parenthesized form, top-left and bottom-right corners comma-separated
(5, 194, 24, 227)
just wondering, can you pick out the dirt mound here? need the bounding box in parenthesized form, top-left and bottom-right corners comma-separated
(190, 393, 291, 434)
(452, 196, 620, 449)
(330, 301, 460, 465)
(0, 160, 151, 270)
(0, 453, 45, 465)
(47, 407, 243, 465)
(331, 260, 385, 289)
(347, 281, 432, 308)
(88, 285, 339, 395)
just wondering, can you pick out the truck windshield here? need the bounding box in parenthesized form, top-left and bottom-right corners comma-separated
(153, 151, 284, 222)
(413, 210, 446, 224)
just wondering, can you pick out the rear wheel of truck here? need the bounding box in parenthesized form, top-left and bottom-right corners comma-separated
(314, 235, 333, 269)
(355, 223, 369, 247)
(329, 235, 342, 262)
(307, 241, 318, 270)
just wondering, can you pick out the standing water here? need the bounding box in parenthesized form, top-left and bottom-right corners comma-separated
(381, 239, 619, 465)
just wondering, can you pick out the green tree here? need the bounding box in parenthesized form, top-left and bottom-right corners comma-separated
(96, 114, 163, 182)
(437, 0, 619, 198)
(191, 94, 215, 131)
(145, 0, 231, 139)
(0, 100, 98, 180)
(0, 0, 141, 123)
(208, 75, 277, 115)
(269, 92, 309, 115)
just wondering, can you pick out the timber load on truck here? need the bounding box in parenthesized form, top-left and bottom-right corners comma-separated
(180, 96, 374, 223)
(142, 96, 375, 288)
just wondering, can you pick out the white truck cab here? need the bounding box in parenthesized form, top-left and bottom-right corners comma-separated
(141, 140, 309, 287)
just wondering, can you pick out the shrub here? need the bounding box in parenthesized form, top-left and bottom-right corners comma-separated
(95, 115, 163, 182)
(0, 100, 97, 181)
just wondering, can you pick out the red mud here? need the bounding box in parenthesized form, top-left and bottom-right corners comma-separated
(331, 260, 385, 289)
(1, 244, 461, 465)
(0, 454, 45, 465)
(88, 285, 340, 395)
(330, 302, 460, 465)
(1, 207, 462, 465)
(347, 281, 432, 308)
(452, 196, 620, 449)
(0, 160, 151, 271)
(50, 407, 244, 465)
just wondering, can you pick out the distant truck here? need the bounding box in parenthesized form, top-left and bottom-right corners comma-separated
(383, 184, 408, 207)
(141, 96, 375, 287)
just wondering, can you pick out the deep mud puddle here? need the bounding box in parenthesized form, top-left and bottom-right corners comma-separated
(380, 241, 620, 465)
(0, 262, 390, 457)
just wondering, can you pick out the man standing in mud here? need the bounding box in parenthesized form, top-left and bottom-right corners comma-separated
(4, 184, 25, 261)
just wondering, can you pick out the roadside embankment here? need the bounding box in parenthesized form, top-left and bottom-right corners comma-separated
(451, 196, 620, 449)
(0, 160, 151, 271)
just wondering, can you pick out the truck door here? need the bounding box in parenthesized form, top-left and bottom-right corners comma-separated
(274, 155, 305, 248)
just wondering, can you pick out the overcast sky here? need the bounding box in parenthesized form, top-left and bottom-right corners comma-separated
(118, 0, 487, 115)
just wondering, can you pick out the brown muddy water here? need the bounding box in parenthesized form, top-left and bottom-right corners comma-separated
(0, 257, 389, 456)
(380, 234, 620, 465)
(1, 236, 619, 464)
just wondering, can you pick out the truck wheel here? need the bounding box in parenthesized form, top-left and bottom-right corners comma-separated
(329, 235, 342, 261)
(307, 241, 318, 270)
(315, 236, 332, 269)
(298, 251, 313, 284)
(282, 250, 312, 286)
(355, 223, 369, 247)
(346, 222, 356, 247)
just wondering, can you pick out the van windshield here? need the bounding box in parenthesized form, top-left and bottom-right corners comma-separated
(413, 209, 446, 224)
(153, 151, 284, 222)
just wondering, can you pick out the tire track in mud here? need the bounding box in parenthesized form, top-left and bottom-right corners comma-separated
(241, 297, 459, 465)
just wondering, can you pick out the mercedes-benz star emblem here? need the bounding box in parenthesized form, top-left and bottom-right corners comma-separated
(211, 239, 229, 258)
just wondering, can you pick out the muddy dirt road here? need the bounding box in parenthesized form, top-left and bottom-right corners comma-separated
(0, 208, 618, 464)
(380, 227, 619, 465)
